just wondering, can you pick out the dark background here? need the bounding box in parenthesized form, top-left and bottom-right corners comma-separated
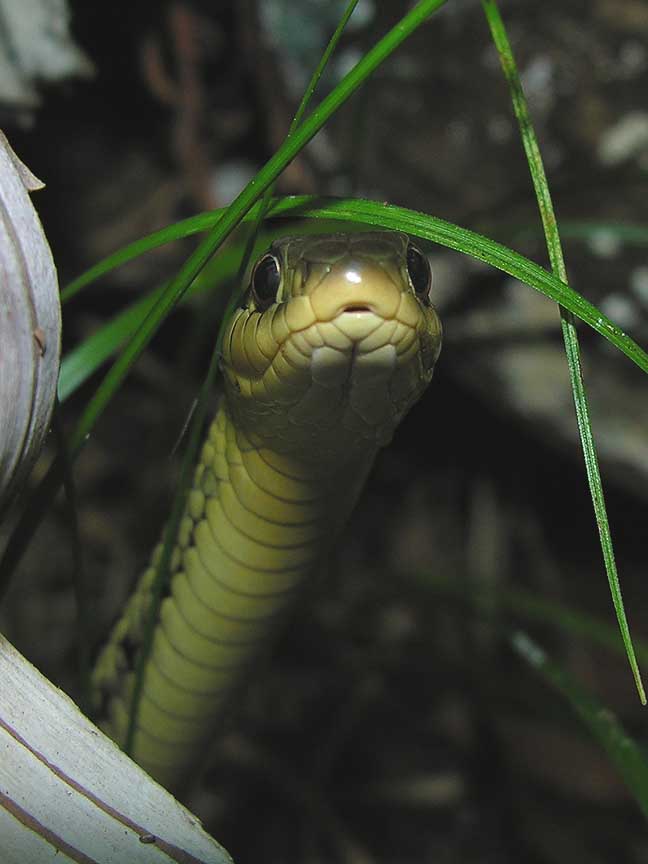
(2, 2, 648, 861)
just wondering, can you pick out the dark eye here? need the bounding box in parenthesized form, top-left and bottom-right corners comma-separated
(251, 253, 281, 309)
(406, 243, 431, 301)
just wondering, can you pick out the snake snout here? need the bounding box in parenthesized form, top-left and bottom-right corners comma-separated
(309, 260, 402, 322)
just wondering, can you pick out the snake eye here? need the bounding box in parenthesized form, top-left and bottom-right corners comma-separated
(251, 253, 281, 309)
(406, 243, 432, 302)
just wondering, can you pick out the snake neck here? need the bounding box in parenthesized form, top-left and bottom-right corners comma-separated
(91, 231, 442, 791)
(215, 397, 380, 522)
(91, 397, 376, 789)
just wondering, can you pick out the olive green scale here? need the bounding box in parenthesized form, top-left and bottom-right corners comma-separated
(91, 231, 443, 791)
(91, 400, 368, 787)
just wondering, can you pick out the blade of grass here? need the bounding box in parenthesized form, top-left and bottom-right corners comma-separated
(514, 220, 648, 248)
(59, 199, 648, 406)
(482, 0, 645, 703)
(61, 197, 648, 375)
(59, 196, 648, 406)
(68, 0, 447, 461)
(294, 1, 360, 127)
(234, 0, 362, 292)
(60, 211, 365, 306)
(513, 631, 648, 819)
(217, 0, 363, 340)
(409, 569, 648, 667)
(281, 199, 648, 372)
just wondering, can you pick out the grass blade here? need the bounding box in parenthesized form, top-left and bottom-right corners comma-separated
(62, 197, 648, 375)
(513, 631, 648, 819)
(60, 198, 648, 407)
(410, 569, 648, 666)
(482, 0, 645, 703)
(514, 220, 648, 248)
(68, 0, 447, 459)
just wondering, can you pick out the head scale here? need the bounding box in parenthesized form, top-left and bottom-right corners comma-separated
(220, 232, 442, 464)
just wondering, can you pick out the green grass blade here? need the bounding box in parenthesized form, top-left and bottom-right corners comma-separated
(294, 0, 360, 128)
(61, 0, 436, 309)
(59, 210, 358, 307)
(482, 0, 645, 703)
(61, 197, 648, 375)
(67, 0, 447, 459)
(237, 0, 361, 276)
(295, 197, 648, 372)
(515, 220, 648, 248)
(410, 569, 648, 666)
(61, 200, 648, 405)
(513, 631, 648, 819)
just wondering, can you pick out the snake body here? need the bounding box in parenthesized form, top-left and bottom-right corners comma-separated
(91, 231, 442, 788)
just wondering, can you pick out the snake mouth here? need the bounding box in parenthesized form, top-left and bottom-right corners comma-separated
(341, 304, 371, 313)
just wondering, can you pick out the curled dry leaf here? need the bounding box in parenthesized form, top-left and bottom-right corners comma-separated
(0, 129, 61, 515)
(0, 635, 232, 863)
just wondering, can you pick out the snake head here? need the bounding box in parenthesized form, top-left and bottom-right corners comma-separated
(221, 232, 442, 463)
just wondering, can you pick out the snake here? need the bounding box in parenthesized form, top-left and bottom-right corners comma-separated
(91, 230, 443, 790)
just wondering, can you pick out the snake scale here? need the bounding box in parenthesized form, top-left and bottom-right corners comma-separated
(91, 231, 443, 789)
